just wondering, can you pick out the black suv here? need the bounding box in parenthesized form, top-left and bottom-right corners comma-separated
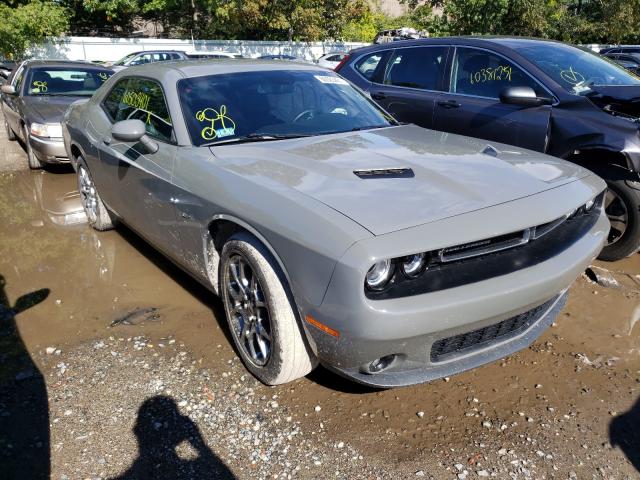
(337, 37, 640, 261)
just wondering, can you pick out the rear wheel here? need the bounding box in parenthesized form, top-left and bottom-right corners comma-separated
(23, 124, 43, 169)
(220, 232, 316, 385)
(598, 178, 640, 261)
(76, 157, 114, 231)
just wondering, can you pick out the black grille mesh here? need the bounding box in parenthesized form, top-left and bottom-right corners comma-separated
(430, 297, 557, 362)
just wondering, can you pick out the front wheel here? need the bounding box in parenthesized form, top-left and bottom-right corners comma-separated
(76, 157, 114, 231)
(23, 125, 43, 169)
(4, 116, 15, 141)
(220, 232, 316, 385)
(598, 178, 640, 261)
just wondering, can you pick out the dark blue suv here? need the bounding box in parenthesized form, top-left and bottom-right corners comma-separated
(336, 37, 640, 261)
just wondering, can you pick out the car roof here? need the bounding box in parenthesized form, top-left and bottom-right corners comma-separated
(122, 58, 323, 78)
(349, 36, 570, 54)
(24, 59, 110, 69)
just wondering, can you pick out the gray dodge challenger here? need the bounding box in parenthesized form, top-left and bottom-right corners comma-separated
(62, 60, 608, 387)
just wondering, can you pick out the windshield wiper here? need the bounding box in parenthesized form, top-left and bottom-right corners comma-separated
(350, 124, 393, 132)
(203, 133, 312, 147)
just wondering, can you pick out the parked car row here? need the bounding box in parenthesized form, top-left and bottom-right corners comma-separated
(336, 37, 640, 262)
(0, 40, 628, 389)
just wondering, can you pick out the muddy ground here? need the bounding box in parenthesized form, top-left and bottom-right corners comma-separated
(0, 126, 639, 479)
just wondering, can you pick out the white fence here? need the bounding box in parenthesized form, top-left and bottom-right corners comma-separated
(31, 37, 371, 63)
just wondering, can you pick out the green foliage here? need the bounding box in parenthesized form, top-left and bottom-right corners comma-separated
(405, 0, 640, 44)
(0, 0, 68, 59)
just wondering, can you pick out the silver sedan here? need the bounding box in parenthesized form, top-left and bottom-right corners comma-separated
(63, 60, 608, 387)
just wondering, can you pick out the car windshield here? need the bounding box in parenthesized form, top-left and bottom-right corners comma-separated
(113, 53, 137, 66)
(509, 42, 640, 95)
(178, 70, 395, 146)
(26, 67, 113, 96)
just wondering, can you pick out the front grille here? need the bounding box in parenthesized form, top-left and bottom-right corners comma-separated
(430, 296, 557, 362)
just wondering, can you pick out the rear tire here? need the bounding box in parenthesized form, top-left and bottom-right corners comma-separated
(220, 232, 316, 385)
(598, 178, 640, 261)
(4, 116, 15, 140)
(76, 156, 114, 231)
(23, 124, 43, 169)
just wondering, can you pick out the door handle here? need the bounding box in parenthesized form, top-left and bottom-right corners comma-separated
(371, 92, 387, 100)
(102, 137, 111, 145)
(437, 100, 461, 109)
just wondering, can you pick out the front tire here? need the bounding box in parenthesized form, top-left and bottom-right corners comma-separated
(220, 232, 316, 385)
(76, 157, 114, 231)
(598, 178, 640, 261)
(5, 116, 15, 140)
(23, 125, 43, 169)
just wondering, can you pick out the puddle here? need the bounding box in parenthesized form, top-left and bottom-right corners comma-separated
(0, 168, 231, 359)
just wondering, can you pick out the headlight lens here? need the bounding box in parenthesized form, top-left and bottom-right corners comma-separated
(365, 259, 393, 290)
(585, 197, 595, 211)
(402, 253, 427, 277)
(30, 122, 62, 138)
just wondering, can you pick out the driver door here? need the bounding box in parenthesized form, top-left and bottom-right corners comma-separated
(96, 77, 181, 253)
(434, 47, 552, 152)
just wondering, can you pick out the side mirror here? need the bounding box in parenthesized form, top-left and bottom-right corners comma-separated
(1, 84, 16, 95)
(111, 119, 158, 153)
(500, 86, 552, 107)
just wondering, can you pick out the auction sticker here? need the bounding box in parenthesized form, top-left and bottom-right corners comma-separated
(315, 75, 348, 85)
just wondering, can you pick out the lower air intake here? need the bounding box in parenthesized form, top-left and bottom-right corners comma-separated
(430, 296, 557, 362)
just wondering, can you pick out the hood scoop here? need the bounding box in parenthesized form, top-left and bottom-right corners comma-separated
(353, 167, 414, 179)
(481, 145, 500, 157)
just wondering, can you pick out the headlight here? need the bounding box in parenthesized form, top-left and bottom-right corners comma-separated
(30, 122, 62, 138)
(402, 253, 427, 277)
(365, 259, 393, 290)
(585, 197, 595, 211)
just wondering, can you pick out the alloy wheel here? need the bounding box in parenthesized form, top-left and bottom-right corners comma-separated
(78, 166, 98, 224)
(225, 254, 272, 366)
(604, 188, 628, 245)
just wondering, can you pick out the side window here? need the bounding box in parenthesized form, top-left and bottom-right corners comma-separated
(383, 47, 447, 90)
(450, 47, 546, 99)
(103, 77, 174, 143)
(170, 53, 182, 60)
(355, 53, 384, 80)
(103, 78, 129, 120)
(130, 54, 152, 66)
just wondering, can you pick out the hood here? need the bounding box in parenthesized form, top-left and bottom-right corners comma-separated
(212, 125, 590, 235)
(586, 85, 640, 118)
(23, 96, 83, 124)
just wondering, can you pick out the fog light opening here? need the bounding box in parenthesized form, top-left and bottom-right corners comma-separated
(368, 354, 396, 374)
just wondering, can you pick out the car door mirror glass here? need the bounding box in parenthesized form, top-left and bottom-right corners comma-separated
(500, 86, 551, 107)
(1, 84, 16, 95)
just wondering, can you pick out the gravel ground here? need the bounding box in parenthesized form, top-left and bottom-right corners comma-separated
(0, 125, 638, 479)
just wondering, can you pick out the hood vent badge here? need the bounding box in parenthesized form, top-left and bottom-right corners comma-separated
(353, 167, 414, 179)
(482, 145, 500, 157)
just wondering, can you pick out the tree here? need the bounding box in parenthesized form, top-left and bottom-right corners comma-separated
(0, 0, 68, 59)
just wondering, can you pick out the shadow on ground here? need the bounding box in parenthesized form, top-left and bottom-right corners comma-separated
(0, 274, 50, 479)
(610, 396, 640, 473)
(111, 395, 235, 480)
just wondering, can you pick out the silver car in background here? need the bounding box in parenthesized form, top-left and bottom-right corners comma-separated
(1, 60, 113, 169)
(62, 60, 608, 387)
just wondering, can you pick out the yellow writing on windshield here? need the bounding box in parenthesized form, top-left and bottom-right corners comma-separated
(559, 66, 585, 85)
(98, 72, 110, 82)
(195, 105, 236, 140)
(470, 65, 512, 84)
(32, 81, 48, 93)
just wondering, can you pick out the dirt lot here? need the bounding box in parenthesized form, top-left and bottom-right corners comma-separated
(0, 126, 639, 479)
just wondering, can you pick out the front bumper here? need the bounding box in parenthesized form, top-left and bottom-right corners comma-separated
(303, 176, 608, 388)
(29, 135, 69, 164)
